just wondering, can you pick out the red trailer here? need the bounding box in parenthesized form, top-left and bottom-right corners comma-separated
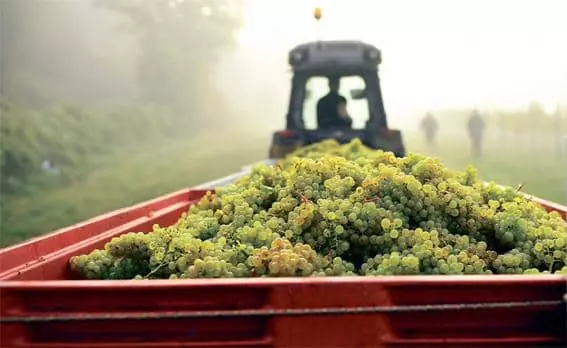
(1, 173, 566, 347)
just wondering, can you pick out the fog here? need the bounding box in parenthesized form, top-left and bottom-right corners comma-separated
(1, 0, 566, 245)
(218, 0, 567, 130)
(3, 0, 566, 126)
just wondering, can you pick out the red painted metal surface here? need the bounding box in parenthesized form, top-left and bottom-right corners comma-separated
(528, 195, 567, 220)
(0, 189, 209, 280)
(0, 188, 566, 347)
(1, 277, 565, 347)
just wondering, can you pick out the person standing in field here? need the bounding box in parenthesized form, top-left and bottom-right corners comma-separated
(467, 109, 485, 159)
(420, 113, 438, 150)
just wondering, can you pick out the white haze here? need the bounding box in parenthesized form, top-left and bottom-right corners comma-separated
(5, 0, 566, 132)
(215, 0, 567, 131)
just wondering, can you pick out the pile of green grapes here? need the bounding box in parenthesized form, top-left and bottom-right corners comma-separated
(70, 139, 567, 279)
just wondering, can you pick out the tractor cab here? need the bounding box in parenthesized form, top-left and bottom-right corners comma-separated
(269, 40, 406, 159)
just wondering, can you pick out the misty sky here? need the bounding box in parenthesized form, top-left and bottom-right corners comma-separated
(217, 0, 566, 123)
(4, 0, 565, 131)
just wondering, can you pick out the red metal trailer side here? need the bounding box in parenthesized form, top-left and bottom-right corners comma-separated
(0, 189, 209, 280)
(1, 276, 566, 348)
(0, 188, 566, 347)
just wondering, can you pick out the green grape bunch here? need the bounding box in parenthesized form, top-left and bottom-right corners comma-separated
(69, 138, 567, 279)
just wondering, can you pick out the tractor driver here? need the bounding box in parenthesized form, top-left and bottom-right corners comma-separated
(316, 76, 353, 129)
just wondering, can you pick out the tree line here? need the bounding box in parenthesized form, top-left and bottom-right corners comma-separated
(1, 0, 244, 194)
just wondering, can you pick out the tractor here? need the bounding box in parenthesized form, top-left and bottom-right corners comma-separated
(268, 39, 406, 159)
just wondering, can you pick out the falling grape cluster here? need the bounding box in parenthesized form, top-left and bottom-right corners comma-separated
(70, 139, 567, 279)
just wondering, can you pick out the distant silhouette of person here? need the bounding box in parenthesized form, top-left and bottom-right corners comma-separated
(467, 110, 485, 159)
(317, 77, 352, 129)
(420, 113, 438, 149)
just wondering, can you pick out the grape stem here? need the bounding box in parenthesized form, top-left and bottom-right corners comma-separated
(260, 184, 274, 191)
(549, 260, 555, 273)
(296, 192, 310, 205)
(144, 261, 168, 279)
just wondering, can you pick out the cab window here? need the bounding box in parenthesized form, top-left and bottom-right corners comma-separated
(302, 75, 369, 130)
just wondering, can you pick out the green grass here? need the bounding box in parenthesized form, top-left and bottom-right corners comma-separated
(1, 128, 565, 247)
(0, 131, 269, 246)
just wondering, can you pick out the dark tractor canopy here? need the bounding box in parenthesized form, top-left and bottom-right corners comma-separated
(288, 40, 382, 74)
(269, 40, 405, 159)
(286, 40, 388, 131)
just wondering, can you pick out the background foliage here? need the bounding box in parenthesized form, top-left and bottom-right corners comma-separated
(1, 0, 243, 192)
